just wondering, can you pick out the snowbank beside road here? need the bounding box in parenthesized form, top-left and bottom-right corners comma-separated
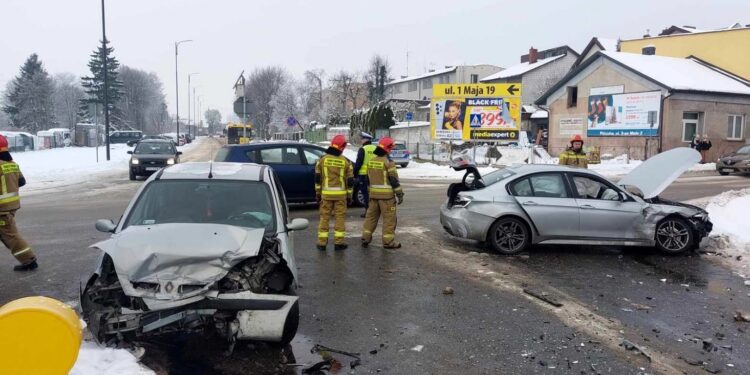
(71, 341, 154, 375)
(704, 188, 750, 277)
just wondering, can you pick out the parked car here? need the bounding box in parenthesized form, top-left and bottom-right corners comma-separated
(128, 139, 181, 180)
(440, 148, 712, 255)
(110, 130, 143, 144)
(127, 135, 173, 146)
(81, 162, 307, 347)
(390, 141, 411, 168)
(214, 142, 364, 205)
(716, 144, 750, 175)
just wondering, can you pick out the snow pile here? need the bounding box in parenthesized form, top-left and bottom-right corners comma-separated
(704, 188, 750, 277)
(70, 341, 154, 375)
(398, 160, 495, 179)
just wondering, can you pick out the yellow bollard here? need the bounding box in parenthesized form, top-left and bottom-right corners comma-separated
(0, 296, 82, 375)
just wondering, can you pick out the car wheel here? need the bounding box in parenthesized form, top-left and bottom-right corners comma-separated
(655, 217, 694, 254)
(488, 217, 529, 255)
(401, 163, 409, 168)
(718, 171, 730, 176)
(129, 170, 136, 181)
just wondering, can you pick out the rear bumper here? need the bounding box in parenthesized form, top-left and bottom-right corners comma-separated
(440, 203, 489, 242)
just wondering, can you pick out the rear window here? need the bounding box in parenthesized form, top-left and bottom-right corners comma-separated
(481, 169, 516, 186)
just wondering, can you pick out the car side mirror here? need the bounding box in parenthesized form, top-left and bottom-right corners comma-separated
(177, 151, 183, 155)
(95, 219, 117, 233)
(286, 218, 309, 231)
(127, 151, 133, 154)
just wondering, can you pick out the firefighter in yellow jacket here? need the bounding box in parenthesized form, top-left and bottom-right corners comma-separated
(361, 137, 404, 249)
(0, 135, 37, 271)
(315, 135, 355, 251)
(558, 134, 588, 168)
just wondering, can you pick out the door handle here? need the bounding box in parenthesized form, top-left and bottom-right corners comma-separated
(522, 201, 538, 206)
(580, 204, 595, 209)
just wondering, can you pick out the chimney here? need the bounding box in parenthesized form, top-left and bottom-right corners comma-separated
(642, 45, 656, 55)
(528, 47, 539, 64)
(428, 69, 435, 73)
(643, 28, 651, 38)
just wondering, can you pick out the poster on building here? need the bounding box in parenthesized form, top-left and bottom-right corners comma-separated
(431, 84, 521, 141)
(587, 91, 661, 136)
(559, 118, 585, 135)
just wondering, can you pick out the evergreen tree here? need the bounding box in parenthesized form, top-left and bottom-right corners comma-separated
(81, 39, 123, 126)
(2, 53, 56, 132)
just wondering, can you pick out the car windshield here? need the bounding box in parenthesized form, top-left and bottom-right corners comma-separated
(481, 169, 516, 186)
(124, 180, 276, 232)
(737, 145, 750, 154)
(135, 142, 175, 155)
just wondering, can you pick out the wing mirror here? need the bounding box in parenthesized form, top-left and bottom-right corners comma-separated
(95, 219, 117, 233)
(286, 218, 309, 231)
(127, 151, 133, 154)
(177, 151, 183, 155)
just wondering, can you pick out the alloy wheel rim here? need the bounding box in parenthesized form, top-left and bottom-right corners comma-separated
(656, 220, 689, 251)
(495, 221, 525, 252)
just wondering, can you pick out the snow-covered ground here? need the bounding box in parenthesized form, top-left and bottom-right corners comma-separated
(71, 341, 153, 375)
(14, 139, 202, 194)
(703, 188, 750, 278)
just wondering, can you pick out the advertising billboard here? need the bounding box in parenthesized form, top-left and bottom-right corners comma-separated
(587, 91, 661, 136)
(431, 84, 521, 141)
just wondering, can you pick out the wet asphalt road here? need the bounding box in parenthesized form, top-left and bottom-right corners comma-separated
(1, 139, 748, 374)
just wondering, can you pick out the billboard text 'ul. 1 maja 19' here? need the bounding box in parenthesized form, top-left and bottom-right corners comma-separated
(431, 84, 522, 141)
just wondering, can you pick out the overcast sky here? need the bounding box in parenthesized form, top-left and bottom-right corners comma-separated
(1, 0, 747, 120)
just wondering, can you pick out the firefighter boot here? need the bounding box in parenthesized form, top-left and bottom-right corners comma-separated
(13, 259, 38, 271)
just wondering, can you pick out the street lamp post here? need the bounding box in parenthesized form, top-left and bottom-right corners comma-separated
(174, 39, 193, 144)
(193, 87, 197, 138)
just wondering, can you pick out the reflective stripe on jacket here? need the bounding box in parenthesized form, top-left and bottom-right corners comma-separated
(366, 155, 403, 200)
(558, 149, 588, 169)
(315, 154, 354, 201)
(0, 161, 22, 211)
(357, 144, 377, 176)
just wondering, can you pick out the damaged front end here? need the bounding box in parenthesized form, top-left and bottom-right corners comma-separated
(645, 196, 713, 246)
(81, 234, 299, 347)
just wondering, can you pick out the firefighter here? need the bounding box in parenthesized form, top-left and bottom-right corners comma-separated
(315, 134, 355, 251)
(0, 135, 37, 271)
(361, 137, 404, 249)
(353, 132, 376, 218)
(558, 134, 588, 168)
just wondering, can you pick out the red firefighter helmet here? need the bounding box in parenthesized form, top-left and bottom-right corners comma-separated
(378, 137, 395, 153)
(0, 135, 8, 152)
(570, 134, 584, 144)
(330, 134, 347, 151)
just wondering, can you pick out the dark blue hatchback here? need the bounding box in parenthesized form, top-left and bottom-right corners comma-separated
(214, 142, 362, 204)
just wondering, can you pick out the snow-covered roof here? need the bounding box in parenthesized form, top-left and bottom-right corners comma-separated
(530, 110, 548, 119)
(522, 105, 537, 113)
(390, 121, 430, 130)
(602, 51, 750, 94)
(387, 66, 457, 85)
(480, 55, 564, 81)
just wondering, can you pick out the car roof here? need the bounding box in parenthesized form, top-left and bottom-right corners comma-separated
(158, 162, 268, 182)
(137, 139, 173, 144)
(223, 141, 324, 149)
(505, 164, 606, 177)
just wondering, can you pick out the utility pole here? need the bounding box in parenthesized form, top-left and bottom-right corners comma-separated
(101, 0, 111, 161)
(187, 72, 199, 139)
(174, 39, 192, 144)
(193, 87, 197, 138)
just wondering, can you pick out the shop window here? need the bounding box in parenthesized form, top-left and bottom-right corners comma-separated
(727, 114, 744, 140)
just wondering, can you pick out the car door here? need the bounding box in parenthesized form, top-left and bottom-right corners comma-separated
(258, 146, 306, 201)
(301, 146, 326, 201)
(569, 173, 647, 240)
(509, 173, 579, 239)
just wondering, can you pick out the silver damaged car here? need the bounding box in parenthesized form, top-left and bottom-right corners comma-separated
(81, 162, 309, 348)
(440, 148, 712, 255)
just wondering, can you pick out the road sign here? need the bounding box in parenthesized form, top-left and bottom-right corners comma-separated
(405, 112, 413, 121)
(286, 116, 298, 127)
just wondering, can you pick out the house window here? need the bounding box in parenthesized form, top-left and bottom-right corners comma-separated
(408, 81, 418, 92)
(470, 74, 479, 83)
(727, 114, 744, 140)
(567, 86, 578, 108)
(438, 75, 451, 84)
(682, 112, 704, 142)
(422, 78, 432, 89)
(392, 84, 403, 94)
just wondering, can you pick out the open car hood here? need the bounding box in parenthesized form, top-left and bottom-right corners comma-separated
(618, 147, 700, 199)
(94, 223, 265, 286)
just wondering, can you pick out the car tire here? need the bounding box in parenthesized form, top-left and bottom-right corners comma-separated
(655, 217, 694, 255)
(487, 217, 530, 255)
(718, 171, 730, 176)
(129, 170, 136, 181)
(400, 163, 409, 168)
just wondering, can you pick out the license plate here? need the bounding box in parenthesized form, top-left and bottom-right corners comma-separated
(145, 167, 160, 171)
(722, 168, 734, 173)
